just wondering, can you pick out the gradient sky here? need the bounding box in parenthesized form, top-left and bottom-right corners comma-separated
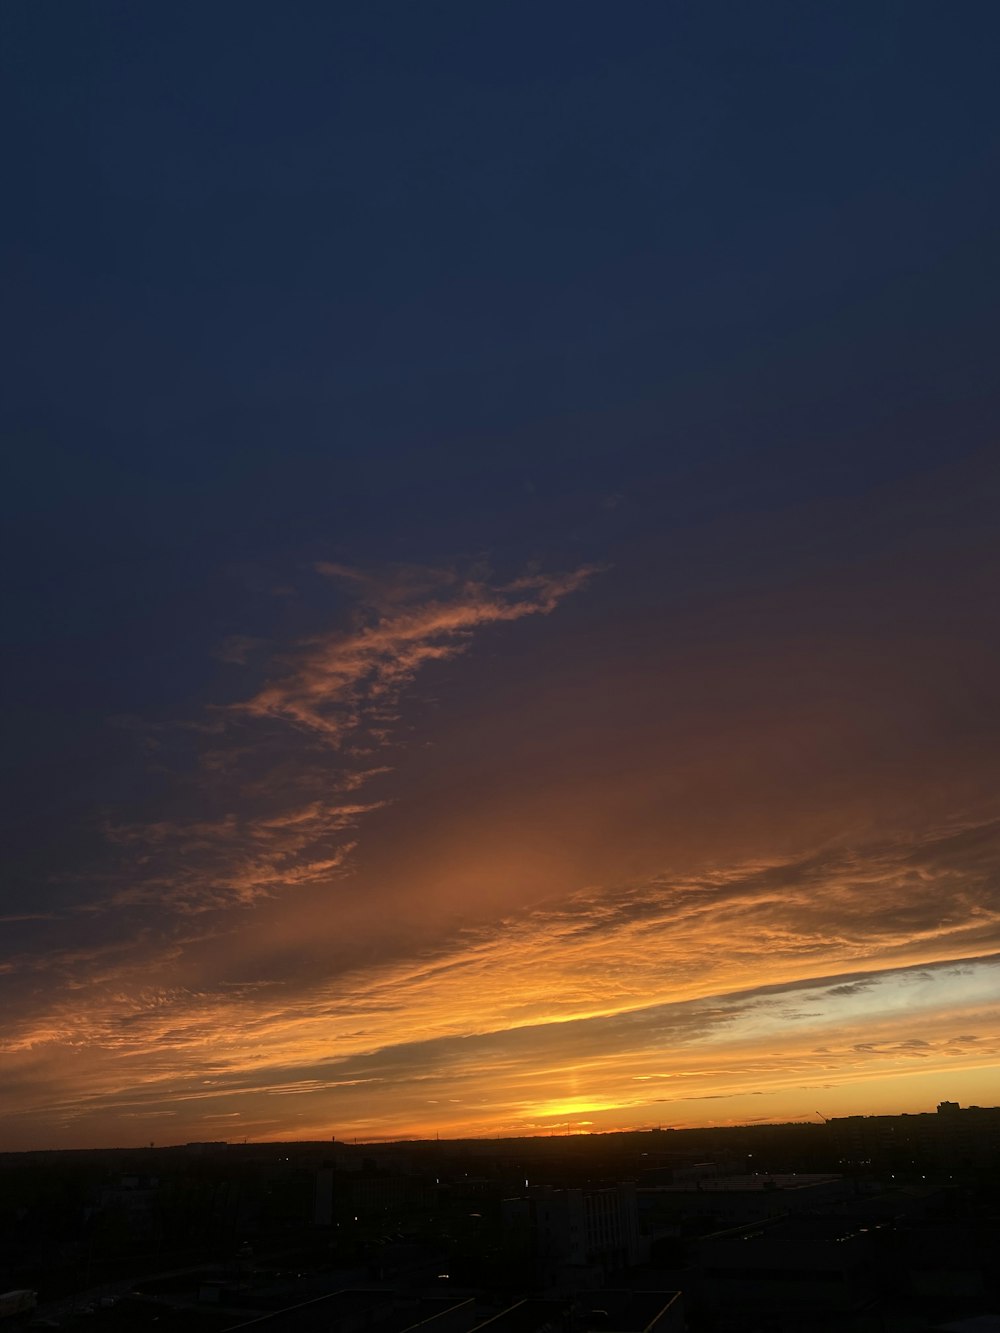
(3, 2, 1000, 1150)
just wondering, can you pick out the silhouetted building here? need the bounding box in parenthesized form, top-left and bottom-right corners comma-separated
(475, 1291, 683, 1333)
(639, 1173, 846, 1237)
(830, 1102, 1000, 1167)
(697, 1216, 881, 1331)
(504, 1184, 641, 1286)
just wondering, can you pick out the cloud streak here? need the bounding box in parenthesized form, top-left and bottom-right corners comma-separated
(46, 562, 598, 920)
(4, 537, 1000, 1150)
(4, 951, 998, 1145)
(232, 565, 599, 744)
(4, 803, 1000, 1145)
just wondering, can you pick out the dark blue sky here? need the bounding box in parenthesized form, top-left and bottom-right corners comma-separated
(3, 3, 1000, 1146)
(4, 0, 1000, 849)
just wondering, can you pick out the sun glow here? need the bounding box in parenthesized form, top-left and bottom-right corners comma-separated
(532, 1096, 628, 1120)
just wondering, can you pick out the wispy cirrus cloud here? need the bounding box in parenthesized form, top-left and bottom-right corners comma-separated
(1, 560, 602, 1100)
(6, 809, 1000, 1139)
(54, 562, 598, 920)
(4, 951, 999, 1145)
(231, 564, 599, 744)
(7, 538, 1000, 1148)
(100, 800, 377, 911)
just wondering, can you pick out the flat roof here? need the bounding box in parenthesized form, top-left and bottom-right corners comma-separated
(226, 1289, 471, 1333)
(641, 1173, 841, 1193)
(475, 1291, 681, 1333)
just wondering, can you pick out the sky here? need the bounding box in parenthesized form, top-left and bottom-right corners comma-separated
(2, 1, 1000, 1150)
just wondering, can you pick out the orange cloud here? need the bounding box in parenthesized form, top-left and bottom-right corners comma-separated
(233, 564, 599, 743)
(5, 537, 1000, 1151)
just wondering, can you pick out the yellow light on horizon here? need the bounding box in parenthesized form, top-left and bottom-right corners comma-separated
(531, 1095, 626, 1120)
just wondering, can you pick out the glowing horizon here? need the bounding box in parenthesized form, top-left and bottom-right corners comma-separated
(4, 7, 1000, 1155)
(3, 548, 999, 1151)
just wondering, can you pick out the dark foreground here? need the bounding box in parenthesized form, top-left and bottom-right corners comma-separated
(2, 1106, 999, 1333)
